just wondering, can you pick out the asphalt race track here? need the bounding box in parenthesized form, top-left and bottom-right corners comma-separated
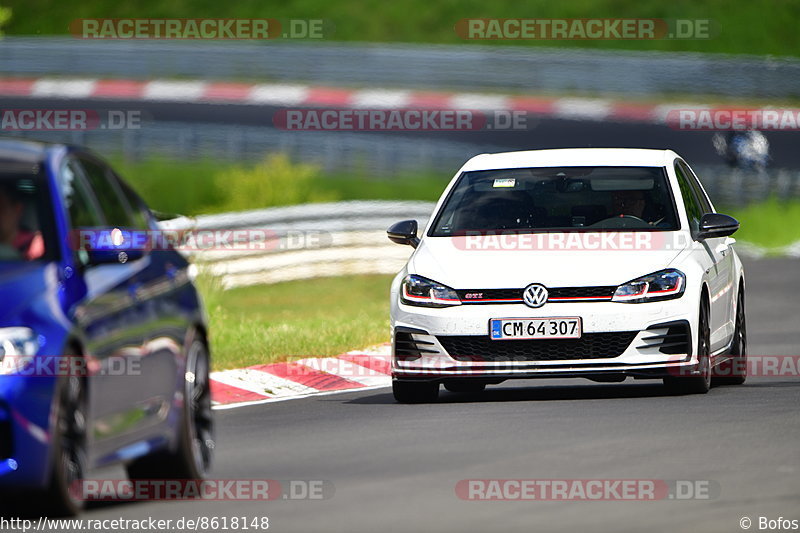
(1, 96, 800, 168)
(70, 256, 799, 533)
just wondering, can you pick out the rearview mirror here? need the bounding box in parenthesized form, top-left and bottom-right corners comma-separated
(387, 220, 420, 248)
(698, 213, 739, 239)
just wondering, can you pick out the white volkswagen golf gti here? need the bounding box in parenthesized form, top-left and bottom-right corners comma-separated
(387, 148, 746, 403)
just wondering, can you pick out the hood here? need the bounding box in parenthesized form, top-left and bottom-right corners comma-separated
(410, 234, 686, 289)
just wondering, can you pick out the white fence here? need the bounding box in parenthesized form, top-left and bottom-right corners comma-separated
(161, 200, 435, 288)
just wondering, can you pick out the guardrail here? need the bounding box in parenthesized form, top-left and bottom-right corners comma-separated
(161, 201, 435, 288)
(2, 38, 800, 99)
(160, 200, 798, 290)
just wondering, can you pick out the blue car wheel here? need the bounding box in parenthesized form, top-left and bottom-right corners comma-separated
(127, 332, 214, 481)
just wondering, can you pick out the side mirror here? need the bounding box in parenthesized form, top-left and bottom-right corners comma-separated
(698, 213, 739, 239)
(387, 220, 420, 248)
(86, 248, 145, 265)
(74, 228, 147, 265)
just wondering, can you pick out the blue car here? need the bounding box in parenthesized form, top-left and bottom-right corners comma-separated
(0, 139, 213, 515)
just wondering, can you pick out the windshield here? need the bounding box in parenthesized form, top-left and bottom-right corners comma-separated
(0, 166, 56, 262)
(430, 166, 679, 236)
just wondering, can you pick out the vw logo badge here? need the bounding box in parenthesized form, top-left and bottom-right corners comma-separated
(523, 283, 548, 308)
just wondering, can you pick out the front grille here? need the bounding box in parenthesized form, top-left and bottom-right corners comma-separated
(457, 286, 616, 304)
(549, 286, 616, 299)
(438, 332, 638, 362)
(457, 289, 522, 302)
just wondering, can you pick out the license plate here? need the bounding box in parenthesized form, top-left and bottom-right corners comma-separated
(490, 317, 582, 340)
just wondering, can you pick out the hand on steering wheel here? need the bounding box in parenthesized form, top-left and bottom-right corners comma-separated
(617, 214, 646, 223)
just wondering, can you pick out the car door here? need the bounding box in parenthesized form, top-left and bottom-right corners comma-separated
(58, 155, 152, 462)
(113, 174, 189, 427)
(74, 154, 185, 444)
(77, 155, 186, 455)
(682, 160, 736, 343)
(674, 161, 729, 353)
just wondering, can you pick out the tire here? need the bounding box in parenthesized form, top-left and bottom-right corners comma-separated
(392, 380, 439, 403)
(714, 289, 747, 386)
(127, 335, 214, 482)
(444, 380, 486, 393)
(664, 297, 712, 395)
(46, 370, 88, 516)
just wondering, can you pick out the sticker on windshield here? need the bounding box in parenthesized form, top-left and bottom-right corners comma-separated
(493, 178, 516, 188)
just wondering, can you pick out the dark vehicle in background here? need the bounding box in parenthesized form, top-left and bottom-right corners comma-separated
(712, 130, 770, 170)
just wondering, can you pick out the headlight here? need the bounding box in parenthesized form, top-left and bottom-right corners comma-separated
(612, 269, 685, 303)
(401, 275, 461, 308)
(0, 327, 40, 375)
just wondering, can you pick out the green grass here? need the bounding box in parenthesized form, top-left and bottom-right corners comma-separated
(3, 0, 799, 57)
(111, 155, 448, 217)
(727, 198, 800, 250)
(197, 273, 393, 370)
(111, 154, 334, 216)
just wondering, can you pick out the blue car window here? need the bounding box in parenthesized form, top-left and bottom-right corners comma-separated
(76, 157, 136, 229)
(59, 159, 104, 229)
(0, 167, 54, 262)
(115, 178, 151, 231)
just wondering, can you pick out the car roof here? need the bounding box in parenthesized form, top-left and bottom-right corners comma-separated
(461, 148, 678, 172)
(0, 138, 64, 165)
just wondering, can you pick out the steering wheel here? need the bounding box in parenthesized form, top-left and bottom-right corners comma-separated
(591, 215, 650, 229)
(617, 214, 646, 223)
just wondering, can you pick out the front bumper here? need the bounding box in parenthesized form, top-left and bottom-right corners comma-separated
(391, 298, 698, 381)
(0, 375, 57, 489)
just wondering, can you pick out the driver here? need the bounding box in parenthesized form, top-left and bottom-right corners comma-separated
(610, 190, 669, 226)
(0, 184, 44, 260)
(612, 189, 647, 219)
(0, 185, 24, 260)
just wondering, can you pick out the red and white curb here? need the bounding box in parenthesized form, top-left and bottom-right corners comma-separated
(0, 77, 693, 125)
(210, 343, 392, 410)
